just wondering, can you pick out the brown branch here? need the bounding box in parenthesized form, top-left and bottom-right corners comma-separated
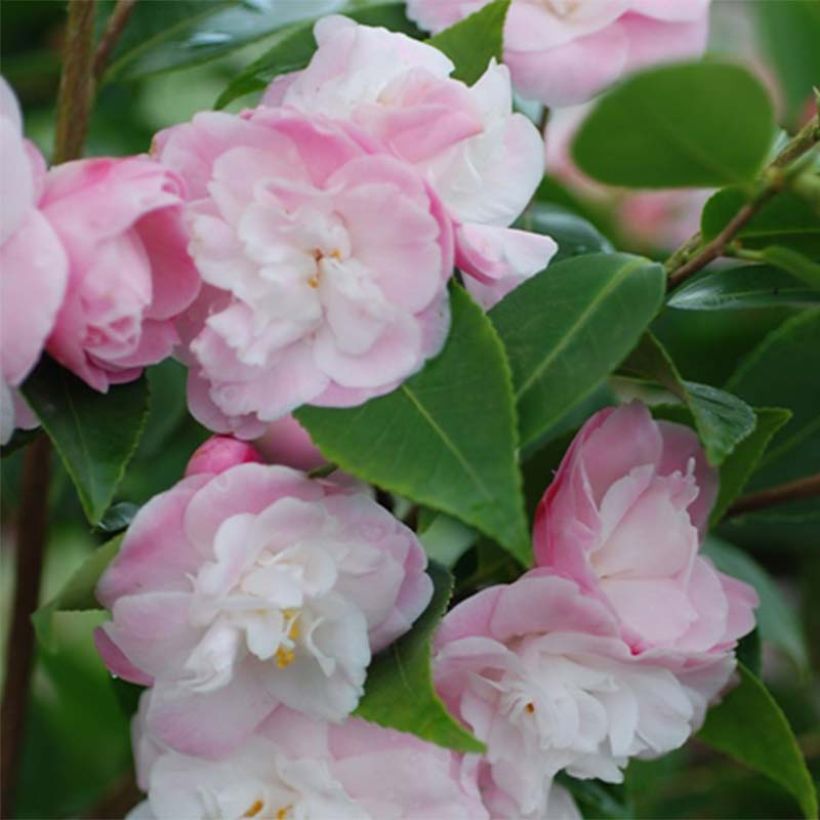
(667, 187, 779, 289)
(0, 3, 98, 813)
(0, 437, 52, 816)
(726, 473, 820, 518)
(665, 115, 820, 291)
(93, 0, 138, 81)
(52, 0, 97, 164)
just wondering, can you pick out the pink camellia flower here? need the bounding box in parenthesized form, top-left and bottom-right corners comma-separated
(130, 700, 488, 819)
(95, 449, 433, 758)
(0, 77, 67, 442)
(156, 108, 454, 437)
(434, 570, 722, 819)
(39, 156, 200, 392)
(534, 402, 758, 656)
(262, 16, 556, 308)
(407, 0, 712, 107)
(184, 435, 263, 478)
(255, 415, 326, 472)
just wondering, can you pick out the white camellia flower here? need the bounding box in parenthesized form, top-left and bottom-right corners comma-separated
(129, 700, 490, 820)
(435, 572, 704, 818)
(96, 461, 432, 759)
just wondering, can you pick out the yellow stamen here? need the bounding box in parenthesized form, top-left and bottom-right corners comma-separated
(307, 275, 319, 289)
(243, 799, 264, 817)
(275, 646, 296, 668)
(276, 806, 292, 820)
(525, 702, 535, 714)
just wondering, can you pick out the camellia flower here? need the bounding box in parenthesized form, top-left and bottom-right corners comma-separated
(0, 76, 67, 442)
(129, 701, 488, 819)
(255, 415, 326, 472)
(407, 0, 712, 107)
(434, 571, 713, 819)
(534, 402, 758, 657)
(40, 156, 201, 392)
(95, 447, 433, 758)
(156, 108, 454, 436)
(262, 16, 556, 307)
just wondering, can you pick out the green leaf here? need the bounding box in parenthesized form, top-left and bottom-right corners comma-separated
(22, 356, 150, 524)
(699, 663, 817, 819)
(297, 286, 529, 564)
(726, 310, 820, 491)
(621, 333, 756, 465)
(32, 536, 121, 651)
(736, 628, 762, 677)
(355, 561, 484, 753)
(216, 3, 420, 108)
(426, 0, 509, 84)
(515, 202, 614, 264)
(759, 245, 820, 290)
(701, 188, 820, 258)
(703, 537, 809, 673)
(667, 266, 820, 311)
(418, 511, 478, 569)
(711, 407, 792, 523)
(103, 0, 344, 83)
(557, 775, 632, 820)
(572, 62, 776, 188)
(490, 253, 664, 449)
(753, 0, 820, 126)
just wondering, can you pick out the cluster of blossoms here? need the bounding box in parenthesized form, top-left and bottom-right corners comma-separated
(96, 403, 757, 819)
(3, 2, 762, 817)
(1, 13, 556, 444)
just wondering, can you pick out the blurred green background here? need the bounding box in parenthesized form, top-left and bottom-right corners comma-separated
(1, 1, 818, 817)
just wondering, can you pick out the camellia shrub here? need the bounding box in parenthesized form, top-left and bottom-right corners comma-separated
(1, 1, 818, 818)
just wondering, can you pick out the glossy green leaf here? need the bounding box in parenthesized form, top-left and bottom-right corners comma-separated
(573, 62, 776, 188)
(33, 536, 121, 651)
(103, 0, 344, 83)
(712, 407, 792, 523)
(699, 664, 818, 819)
(701, 188, 820, 258)
(558, 775, 632, 819)
(418, 512, 478, 569)
(216, 3, 419, 108)
(759, 245, 820, 290)
(754, 0, 820, 125)
(297, 287, 529, 564)
(427, 0, 509, 84)
(516, 202, 614, 264)
(668, 266, 820, 311)
(621, 333, 756, 465)
(22, 357, 150, 524)
(703, 537, 809, 672)
(490, 253, 664, 449)
(726, 310, 820, 491)
(355, 561, 484, 752)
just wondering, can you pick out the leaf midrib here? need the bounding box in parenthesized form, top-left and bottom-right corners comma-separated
(400, 385, 494, 503)
(515, 258, 644, 402)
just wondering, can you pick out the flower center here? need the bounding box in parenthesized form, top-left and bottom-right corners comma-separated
(538, 0, 582, 19)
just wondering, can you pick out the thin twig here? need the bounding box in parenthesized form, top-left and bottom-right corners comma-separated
(52, 0, 97, 164)
(665, 115, 820, 291)
(0, 2, 98, 812)
(0, 437, 52, 816)
(667, 187, 780, 289)
(93, 0, 138, 81)
(726, 473, 820, 518)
